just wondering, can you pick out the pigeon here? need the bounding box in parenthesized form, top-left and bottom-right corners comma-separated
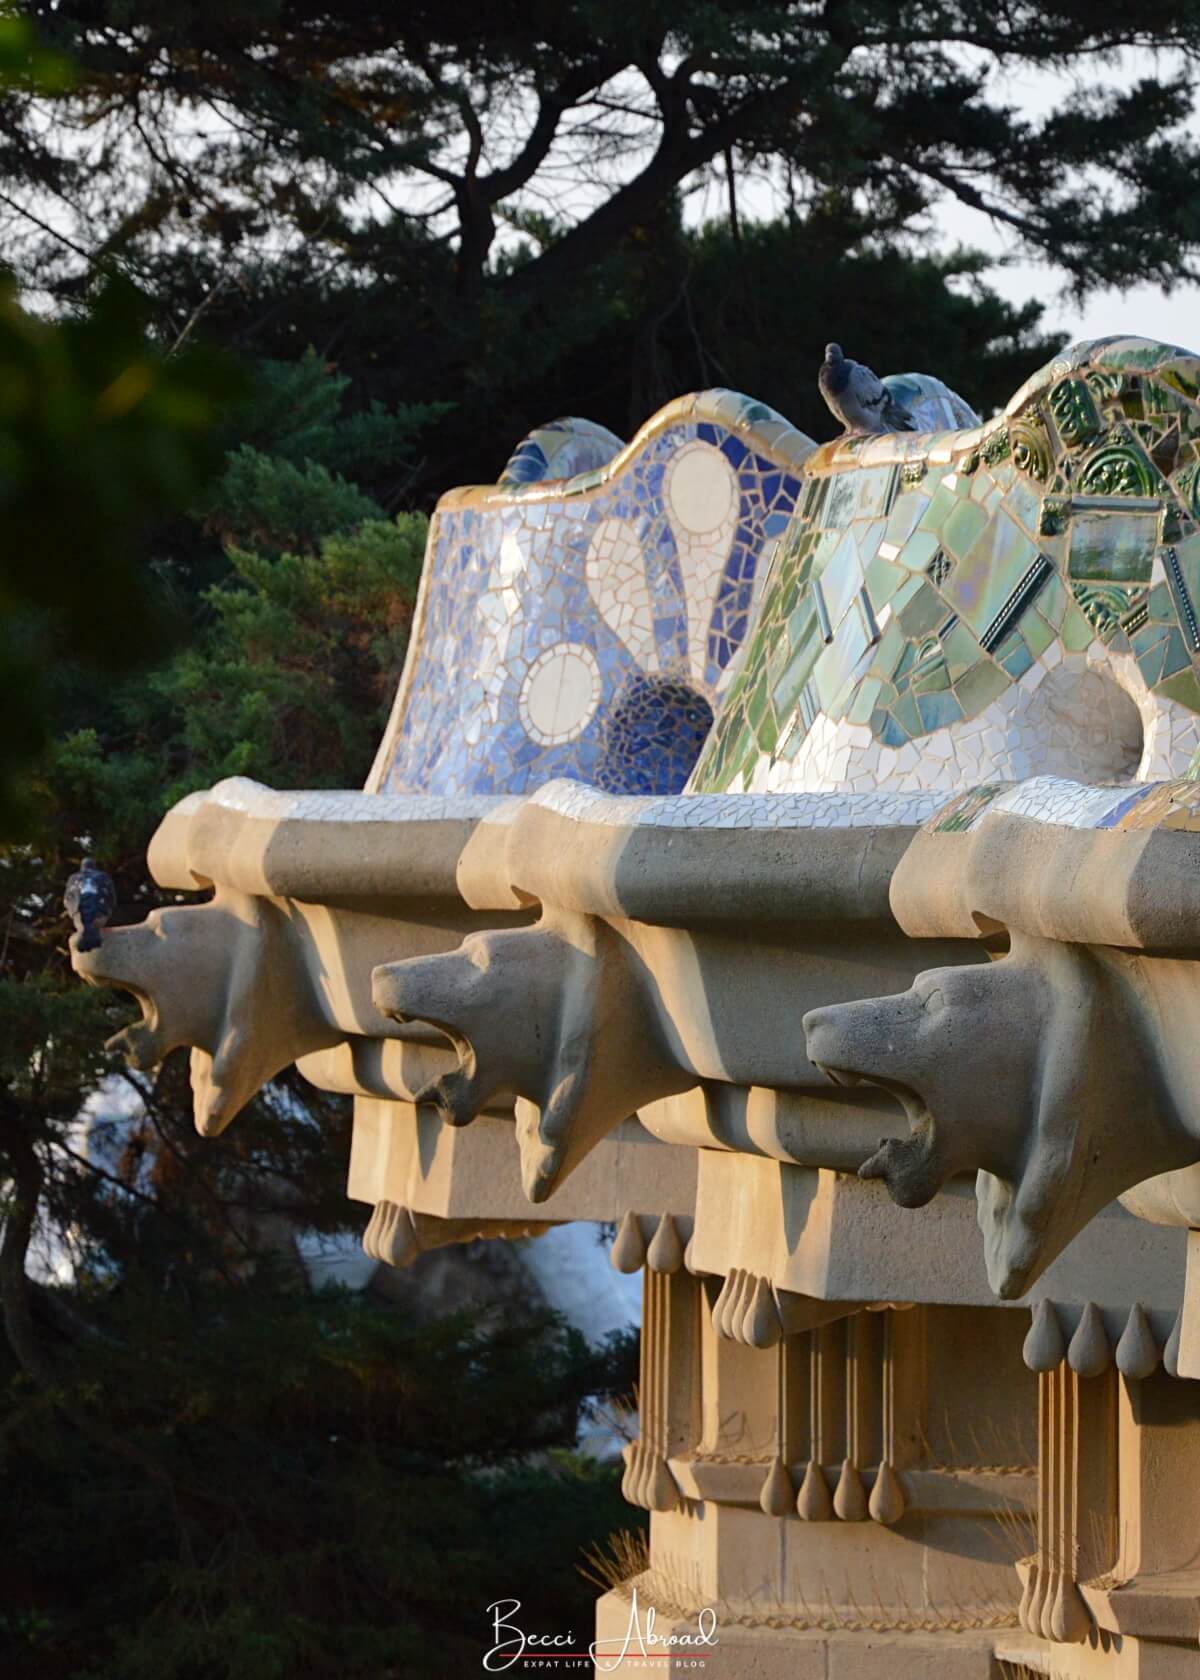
(64, 857, 116, 952)
(819, 343, 917, 435)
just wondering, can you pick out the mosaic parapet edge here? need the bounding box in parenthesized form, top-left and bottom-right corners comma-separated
(691, 337, 1200, 800)
(367, 390, 819, 800)
(894, 770, 1200, 945)
(497, 416, 626, 491)
(165, 776, 513, 826)
(143, 776, 525, 897)
(526, 776, 940, 830)
(438, 388, 816, 513)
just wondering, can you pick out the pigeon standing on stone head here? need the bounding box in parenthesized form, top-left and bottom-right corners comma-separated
(819, 343, 917, 435)
(64, 857, 116, 952)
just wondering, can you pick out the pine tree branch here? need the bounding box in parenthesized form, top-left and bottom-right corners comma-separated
(912, 157, 1048, 241)
(501, 61, 841, 298)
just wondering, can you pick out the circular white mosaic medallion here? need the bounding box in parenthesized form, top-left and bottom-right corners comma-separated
(519, 642, 602, 744)
(665, 440, 737, 534)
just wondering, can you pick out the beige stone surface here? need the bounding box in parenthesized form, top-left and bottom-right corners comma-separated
(685, 1154, 1185, 1317)
(348, 1103, 697, 1224)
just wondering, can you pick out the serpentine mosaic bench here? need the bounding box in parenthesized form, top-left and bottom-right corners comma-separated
(696, 337, 1200, 796)
(369, 378, 973, 797)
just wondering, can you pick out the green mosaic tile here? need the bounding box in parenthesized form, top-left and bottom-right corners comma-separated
(944, 517, 1039, 639)
(756, 712, 779, 753)
(911, 655, 951, 696)
(897, 527, 939, 571)
(865, 551, 905, 605)
(1072, 582, 1135, 642)
(1157, 666, 1200, 710)
(815, 608, 871, 713)
(1000, 640, 1035, 679)
(817, 532, 863, 623)
(1037, 569, 1069, 630)
(1021, 606, 1056, 658)
(1048, 377, 1101, 447)
(1068, 511, 1158, 584)
(1160, 363, 1200, 402)
(917, 479, 966, 533)
(1077, 437, 1158, 498)
(953, 657, 1010, 713)
(1119, 387, 1147, 422)
(688, 341, 1200, 794)
(897, 582, 947, 639)
(1095, 340, 1177, 370)
(892, 691, 922, 738)
(746, 675, 768, 729)
(1146, 581, 1173, 624)
(943, 619, 982, 677)
(916, 688, 965, 730)
(857, 517, 887, 561)
(942, 496, 989, 559)
(1139, 635, 1169, 685)
(771, 632, 819, 717)
(994, 480, 1042, 537)
(883, 490, 931, 549)
(1060, 602, 1095, 651)
(847, 675, 883, 726)
(1159, 624, 1192, 679)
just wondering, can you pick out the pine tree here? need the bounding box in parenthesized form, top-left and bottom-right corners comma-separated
(6, 4, 1191, 494)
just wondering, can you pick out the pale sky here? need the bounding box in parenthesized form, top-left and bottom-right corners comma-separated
(931, 208, 1200, 355)
(926, 45, 1200, 354)
(687, 42, 1200, 360)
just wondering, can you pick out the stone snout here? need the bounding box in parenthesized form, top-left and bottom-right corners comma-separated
(71, 889, 343, 1138)
(371, 910, 693, 1204)
(804, 932, 1197, 1301)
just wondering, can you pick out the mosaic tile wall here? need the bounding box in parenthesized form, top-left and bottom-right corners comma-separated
(370, 376, 982, 802)
(691, 338, 1200, 798)
(370, 393, 815, 797)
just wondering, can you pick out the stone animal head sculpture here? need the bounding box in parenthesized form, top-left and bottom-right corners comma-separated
(72, 891, 344, 1137)
(372, 908, 694, 1203)
(804, 929, 1198, 1299)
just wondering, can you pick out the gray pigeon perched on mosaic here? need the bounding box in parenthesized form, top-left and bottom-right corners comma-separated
(819, 343, 917, 435)
(64, 857, 116, 952)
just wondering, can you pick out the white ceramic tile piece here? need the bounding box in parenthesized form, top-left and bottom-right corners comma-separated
(519, 642, 603, 744)
(665, 440, 738, 534)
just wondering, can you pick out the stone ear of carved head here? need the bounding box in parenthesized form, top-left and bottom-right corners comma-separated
(975, 940, 1171, 1298)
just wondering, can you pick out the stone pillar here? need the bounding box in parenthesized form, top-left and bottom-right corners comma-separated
(622, 1265, 701, 1512)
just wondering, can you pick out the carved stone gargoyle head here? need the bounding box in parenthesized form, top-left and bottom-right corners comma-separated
(803, 931, 1194, 1299)
(72, 892, 341, 1138)
(371, 909, 691, 1204)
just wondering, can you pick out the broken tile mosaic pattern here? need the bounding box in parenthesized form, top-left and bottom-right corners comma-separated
(371, 392, 814, 798)
(369, 389, 810, 796)
(925, 772, 1200, 834)
(531, 778, 941, 830)
(690, 339, 1200, 798)
(497, 416, 625, 490)
(370, 375, 978, 802)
